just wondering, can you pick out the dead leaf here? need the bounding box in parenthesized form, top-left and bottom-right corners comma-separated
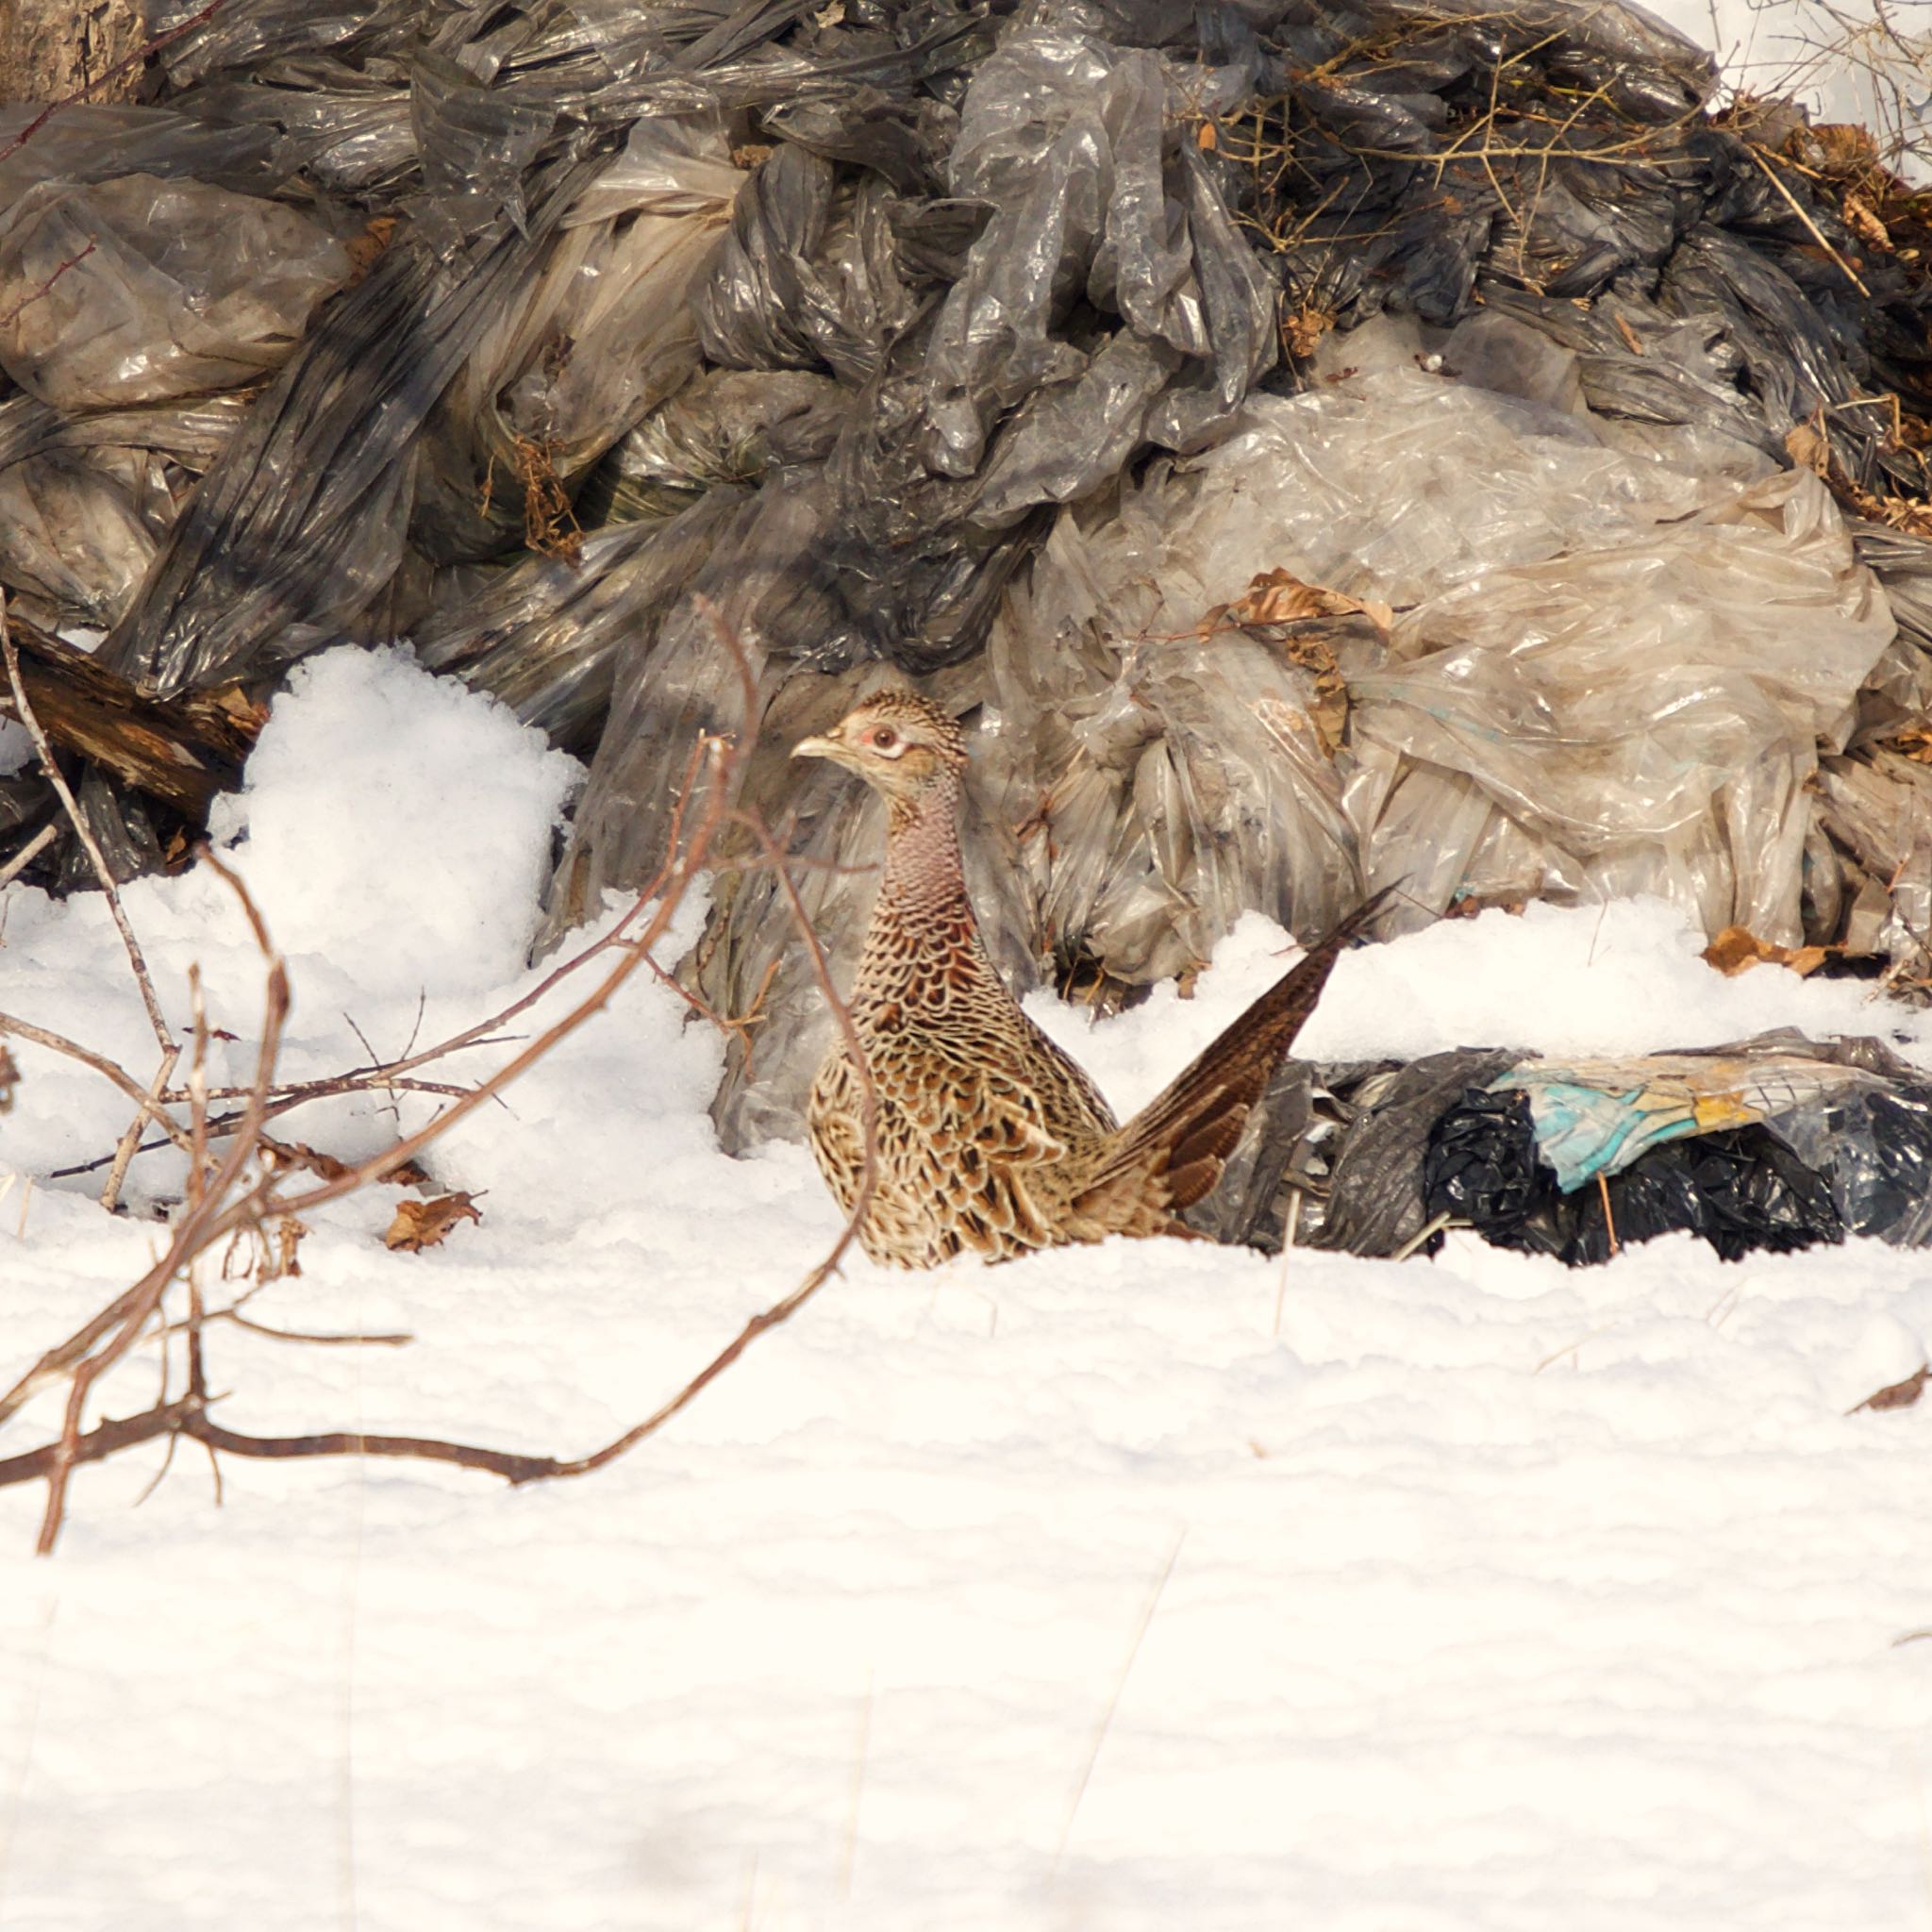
(1785, 411, 1932, 541)
(259, 1138, 353, 1181)
(1612, 312, 1645, 356)
(384, 1191, 483, 1253)
(1701, 925, 1827, 977)
(1850, 1362, 1928, 1414)
(344, 215, 397, 286)
(1204, 566, 1391, 636)
(0, 1043, 16, 1112)
(1196, 119, 1218, 152)
(1282, 302, 1333, 360)
(1843, 193, 1890, 250)
(1785, 418, 1832, 477)
(266, 1215, 308, 1282)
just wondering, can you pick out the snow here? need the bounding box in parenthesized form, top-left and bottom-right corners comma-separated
(7, 644, 1932, 1929)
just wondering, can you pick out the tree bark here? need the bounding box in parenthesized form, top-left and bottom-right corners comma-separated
(0, 0, 148, 107)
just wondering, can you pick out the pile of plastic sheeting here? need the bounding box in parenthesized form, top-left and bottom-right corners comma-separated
(1209, 1032, 1932, 1266)
(8, 0, 1932, 1155)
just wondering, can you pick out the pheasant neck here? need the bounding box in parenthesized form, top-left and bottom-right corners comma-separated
(858, 770, 995, 1000)
(878, 771, 974, 927)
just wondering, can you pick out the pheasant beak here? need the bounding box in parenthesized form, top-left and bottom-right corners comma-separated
(792, 731, 841, 762)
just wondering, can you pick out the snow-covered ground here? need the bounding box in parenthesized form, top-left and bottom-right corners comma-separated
(7, 648, 1932, 1929)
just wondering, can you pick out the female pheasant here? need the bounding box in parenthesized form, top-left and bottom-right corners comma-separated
(794, 690, 1376, 1269)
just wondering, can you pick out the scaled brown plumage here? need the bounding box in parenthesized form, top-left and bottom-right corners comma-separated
(794, 691, 1375, 1269)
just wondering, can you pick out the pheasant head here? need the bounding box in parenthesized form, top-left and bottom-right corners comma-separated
(791, 691, 968, 809)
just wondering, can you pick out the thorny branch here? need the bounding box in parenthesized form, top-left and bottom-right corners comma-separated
(0, 602, 883, 1554)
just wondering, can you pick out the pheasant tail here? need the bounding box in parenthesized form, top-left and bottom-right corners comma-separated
(1075, 891, 1393, 1221)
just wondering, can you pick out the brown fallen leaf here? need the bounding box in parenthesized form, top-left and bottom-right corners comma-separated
(1281, 302, 1333, 360)
(384, 1191, 483, 1253)
(1205, 565, 1392, 635)
(0, 1043, 16, 1112)
(344, 214, 397, 286)
(1196, 119, 1218, 152)
(1843, 192, 1890, 251)
(1701, 924, 1827, 978)
(260, 1137, 353, 1181)
(1849, 1362, 1928, 1414)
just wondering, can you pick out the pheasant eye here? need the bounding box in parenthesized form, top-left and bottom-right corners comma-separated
(871, 726, 898, 751)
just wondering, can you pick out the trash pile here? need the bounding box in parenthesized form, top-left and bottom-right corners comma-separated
(7, 0, 1932, 1256)
(1189, 1030, 1932, 1266)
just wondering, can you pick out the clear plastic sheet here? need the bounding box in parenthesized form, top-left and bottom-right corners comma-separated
(409, 116, 741, 562)
(414, 490, 747, 754)
(0, 104, 281, 200)
(692, 144, 919, 385)
(1813, 748, 1932, 977)
(984, 491, 1365, 990)
(99, 154, 605, 695)
(589, 367, 843, 523)
(968, 311, 1888, 993)
(0, 173, 351, 409)
(1352, 451, 1890, 943)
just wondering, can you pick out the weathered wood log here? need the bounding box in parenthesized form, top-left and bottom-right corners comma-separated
(1, 617, 258, 819)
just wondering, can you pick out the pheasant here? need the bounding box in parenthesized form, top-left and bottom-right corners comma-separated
(793, 689, 1378, 1269)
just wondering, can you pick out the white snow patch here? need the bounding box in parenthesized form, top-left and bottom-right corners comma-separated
(208, 644, 580, 1000)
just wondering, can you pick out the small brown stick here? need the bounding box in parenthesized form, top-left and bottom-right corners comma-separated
(32, 855, 287, 1554)
(0, 592, 175, 1058)
(214, 1309, 412, 1349)
(1597, 1171, 1621, 1257)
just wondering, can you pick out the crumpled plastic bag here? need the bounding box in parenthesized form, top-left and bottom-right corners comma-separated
(99, 153, 597, 696)
(415, 490, 746, 754)
(924, 26, 1275, 495)
(1350, 464, 1891, 945)
(589, 367, 843, 524)
(0, 102, 280, 202)
(984, 495, 1364, 991)
(1422, 1035, 1932, 1262)
(410, 114, 743, 563)
(0, 452, 158, 630)
(0, 173, 350, 409)
(1813, 746, 1932, 975)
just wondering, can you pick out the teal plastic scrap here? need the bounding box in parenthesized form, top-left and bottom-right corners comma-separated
(1490, 1055, 1878, 1193)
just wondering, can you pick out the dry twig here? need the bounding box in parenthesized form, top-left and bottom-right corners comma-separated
(0, 601, 885, 1554)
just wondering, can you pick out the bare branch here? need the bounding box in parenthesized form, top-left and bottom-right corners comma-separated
(0, 591, 176, 1057)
